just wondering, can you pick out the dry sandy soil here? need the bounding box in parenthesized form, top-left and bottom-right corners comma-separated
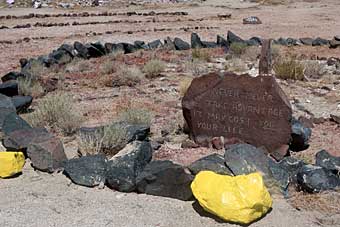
(1, 0, 340, 226)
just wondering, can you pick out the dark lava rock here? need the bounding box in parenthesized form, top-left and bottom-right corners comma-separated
(136, 160, 194, 201)
(290, 118, 312, 152)
(120, 43, 138, 54)
(63, 154, 108, 187)
(300, 38, 314, 46)
(297, 165, 340, 192)
(315, 150, 340, 173)
(269, 156, 305, 190)
(335, 36, 340, 41)
(164, 37, 176, 50)
(216, 35, 229, 49)
(11, 95, 33, 113)
(19, 58, 28, 68)
(312, 37, 329, 46)
(134, 40, 148, 49)
(202, 41, 218, 48)
(91, 42, 107, 55)
(329, 38, 340, 49)
(227, 31, 246, 45)
(104, 43, 125, 54)
(1, 71, 26, 82)
(3, 127, 51, 151)
(248, 36, 262, 46)
(0, 93, 16, 111)
(106, 141, 153, 192)
(2, 112, 31, 136)
(276, 38, 288, 46)
(286, 38, 300, 46)
(268, 159, 290, 190)
(224, 144, 272, 178)
(58, 43, 75, 57)
(0, 80, 18, 97)
(49, 50, 73, 65)
(191, 33, 204, 49)
(74, 41, 89, 59)
(174, 38, 190, 50)
(27, 136, 67, 172)
(148, 39, 162, 49)
(86, 43, 106, 58)
(188, 153, 232, 175)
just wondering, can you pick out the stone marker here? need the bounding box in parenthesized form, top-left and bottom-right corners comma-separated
(259, 39, 272, 75)
(182, 72, 292, 159)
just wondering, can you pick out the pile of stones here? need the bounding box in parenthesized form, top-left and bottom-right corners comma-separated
(0, 31, 339, 202)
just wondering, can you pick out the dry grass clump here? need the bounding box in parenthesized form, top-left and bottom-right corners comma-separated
(26, 92, 83, 135)
(185, 59, 208, 76)
(191, 48, 211, 62)
(229, 42, 248, 57)
(303, 60, 326, 79)
(273, 58, 305, 80)
(143, 59, 166, 78)
(100, 60, 116, 75)
(78, 123, 128, 157)
(241, 46, 260, 61)
(112, 64, 144, 87)
(18, 77, 44, 97)
(179, 77, 193, 97)
(24, 60, 46, 78)
(224, 58, 249, 73)
(117, 107, 153, 126)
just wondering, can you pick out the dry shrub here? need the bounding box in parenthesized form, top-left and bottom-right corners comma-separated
(303, 60, 326, 79)
(117, 107, 153, 126)
(143, 59, 166, 78)
(185, 59, 208, 76)
(65, 58, 92, 73)
(273, 58, 305, 80)
(26, 92, 83, 135)
(224, 58, 249, 73)
(271, 44, 282, 62)
(18, 77, 44, 97)
(192, 48, 211, 62)
(24, 60, 46, 78)
(241, 46, 260, 61)
(112, 64, 144, 87)
(230, 42, 248, 57)
(179, 77, 193, 97)
(78, 123, 128, 157)
(100, 58, 116, 75)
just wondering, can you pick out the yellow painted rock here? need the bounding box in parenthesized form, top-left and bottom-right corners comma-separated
(191, 171, 272, 225)
(0, 152, 25, 178)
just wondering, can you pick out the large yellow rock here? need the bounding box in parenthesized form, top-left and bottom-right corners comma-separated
(191, 171, 272, 225)
(0, 152, 25, 178)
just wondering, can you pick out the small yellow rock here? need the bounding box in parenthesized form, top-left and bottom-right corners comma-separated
(0, 152, 25, 178)
(191, 171, 273, 225)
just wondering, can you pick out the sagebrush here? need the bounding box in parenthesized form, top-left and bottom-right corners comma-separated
(26, 92, 83, 135)
(143, 59, 166, 78)
(274, 58, 305, 80)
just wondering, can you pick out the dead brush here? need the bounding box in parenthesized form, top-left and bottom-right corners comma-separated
(303, 60, 326, 79)
(18, 76, 44, 98)
(229, 42, 248, 57)
(25, 92, 83, 135)
(112, 64, 144, 87)
(77, 123, 128, 157)
(191, 48, 211, 62)
(273, 57, 305, 80)
(185, 59, 208, 76)
(143, 59, 166, 78)
(117, 107, 153, 126)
